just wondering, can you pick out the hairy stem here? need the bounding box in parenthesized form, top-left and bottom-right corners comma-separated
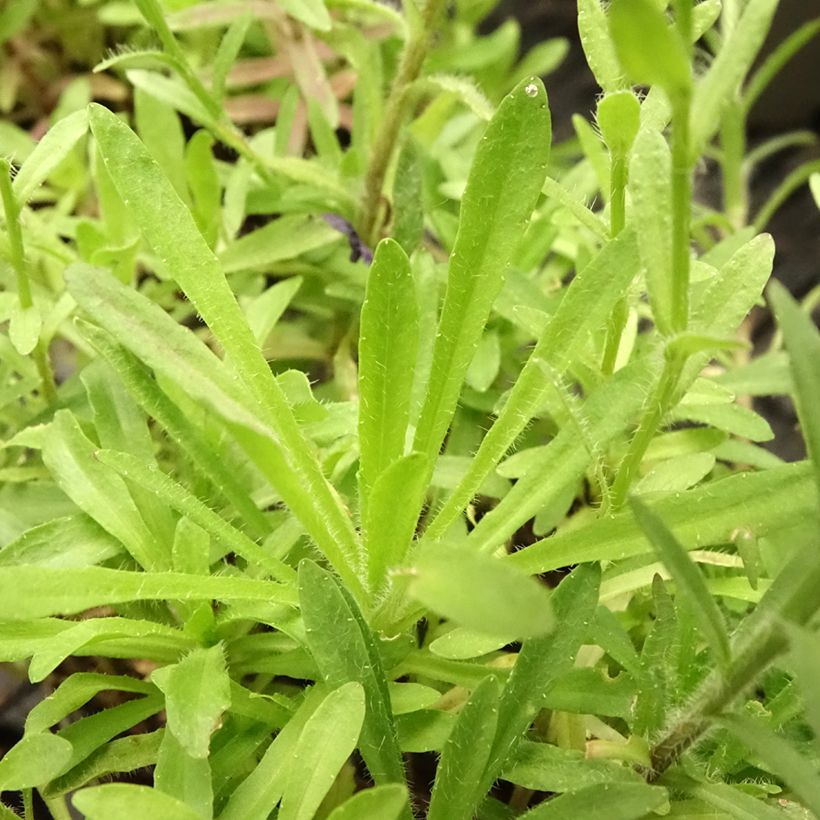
(359, 0, 447, 246)
(670, 97, 692, 333)
(609, 354, 684, 510)
(601, 152, 628, 375)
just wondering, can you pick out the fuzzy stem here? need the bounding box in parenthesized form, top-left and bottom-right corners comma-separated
(609, 354, 684, 511)
(670, 97, 692, 333)
(720, 101, 747, 229)
(601, 152, 629, 375)
(649, 537, 820, 778)
(359, 0, 447, 246)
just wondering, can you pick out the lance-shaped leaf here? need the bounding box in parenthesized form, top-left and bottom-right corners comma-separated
(298, 560, 407, 798)
(0, 733, 73, 790)
(412, 77, 551, 469)
(769, 281, 820, 500)
(326, 784, 409, 820)
(520, 782, 668, 819)
(151, 645, 231, 760)
(358, 239, 418, 508)
(66, 263, 364, 601)
(86, 104, 363, 596)
(427, 229, 641, 539)
(73, 784, 203, 820)
(428, 676, 500, 820)
(280, 683, 366, 820)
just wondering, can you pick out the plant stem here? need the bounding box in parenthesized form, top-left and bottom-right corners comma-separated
(23, 788, 34, 820)
(609, 354, 684, 510)
(359, 0, 447, 246)
(649, 537, 820, 778)
(0, 162, 57, 404)
(670, 97, 692, 333)
(720, 101, 747, 229)
(601, 152, 628, 375)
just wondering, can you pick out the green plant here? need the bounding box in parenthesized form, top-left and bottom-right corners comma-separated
(0, 0, 819, 818)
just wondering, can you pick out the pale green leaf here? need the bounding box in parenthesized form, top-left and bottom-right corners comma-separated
(0, 565, 296, 620)
(768, 281, 820, 499)
(218, 215, 338, 273)
(298, 560, 407, 791)
(428, 677, 500, 820)
(8, 301, 40, 356)
(609, 0, 690, 98)
(280, 683, 365, 820)
(0, 733, 73, 790)
(412, 77, 551, 471)
(12, 109, 88, 202)
(508, 462, 814, 574)
(596, 90, 640, 155)
(151, 645, 231, 759)
(521, 783, 668, 819)
(73, 784, 203, 820)
(155, 731, 212, 820)
(578, 0, 623, 92)
(326, 784, 409, 820)
(408, 544, 554, 639)
(358, 238, 418, 505)
(691, 0, 778, 153)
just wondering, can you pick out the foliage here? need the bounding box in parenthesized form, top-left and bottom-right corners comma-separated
(0, 0, 819, 818)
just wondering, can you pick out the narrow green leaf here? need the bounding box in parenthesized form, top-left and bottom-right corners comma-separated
(184, 130, 220, 246)
(502, 740, 642, 793)
(784, 624, 820, 752)
(155, 731, 212, 820)
(412, 77, 551, 469)
(12, 109, 88, 202)
(428, 676, 500, 820)
(298, 560, 407, 791)
(42, 410, 169, 571)
(0, 514, 122, 568)
(408, 544, 554, 639)
(280, 683, 366, 820)
(73, 784, 203, 820)
(218, 686, 327, 820)
(77, 320, 270, 539)
(212, 12, 251, 101)
(326, 784, 409, 820)
(768, 281, 820, 500)
(358, 238, 418, 505)
(720, 715, 820, 817)
(578, 0, 624, 92)
(691, 0, 778, 153)
(0, 733, 73, 790)
(0, 565, 296, 620)
(86, 104, 363, 597)
(66, 265, 363, 599)
(427, 229, 642, 539)
(96, 449, 295, 582)
(218, 215, 337, 273)
(8, 301, 40, 356)
(482, 564, 601, 796)
(629, 128, 673, 335)
(151, 645, 231, 759)
(630, 497, 731, 669)
(465, 355, 656, 554)
(508, 462, 813, 574)
(521, 783, 668, 819)
(26, 673, 156, 734)
(392, 139, 424, 254)
(45, 731, 163, 798)
(135, 88, 188, 204)
(365, 453, 428, 590)
(609, 0, 690, 99)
